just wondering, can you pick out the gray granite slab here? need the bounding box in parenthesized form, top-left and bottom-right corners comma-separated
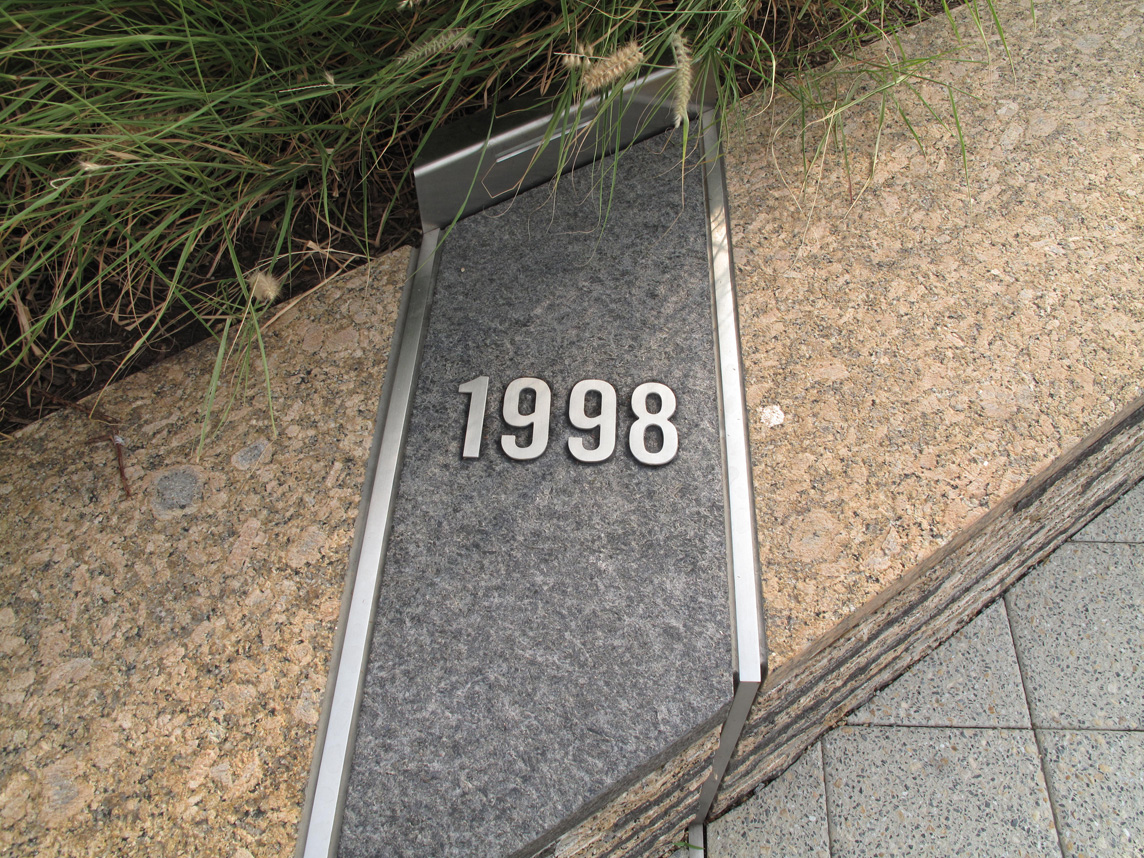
(1038, 729, 1144, 857)
(847, 601, 1030, 728)
(338, 131, 734, 857)
(822, 725, 1059, 857)
(1006, 543, 1144, 729)
(1072, 480, 1144, 544)
(707, 742, 829, 858)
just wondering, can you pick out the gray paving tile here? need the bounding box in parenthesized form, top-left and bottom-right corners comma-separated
(1039, 730, 1144, 857)
(1072, 481, 1144, 544)
(822, 726, 1059, 858)
(1006, 543, 1144, 729)
(708, 742, 829, 858)
(848, 601, 1030, 729)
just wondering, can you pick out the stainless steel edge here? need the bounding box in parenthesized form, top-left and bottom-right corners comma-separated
(689, 822, 706, 856)
(294, 232, 441, 858)
(702, 107, 767, 688)
(675, 821, 706, 858)
(292, 247, 419, 858)
(693, 679, 762, 822)
(414, 65, 720, 231)
(693, 105, 768, 824)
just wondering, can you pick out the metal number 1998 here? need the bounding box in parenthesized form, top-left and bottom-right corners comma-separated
(458, 376, 677, 466)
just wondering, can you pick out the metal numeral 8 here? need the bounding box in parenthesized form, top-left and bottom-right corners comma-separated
(628, 382, 677, 466)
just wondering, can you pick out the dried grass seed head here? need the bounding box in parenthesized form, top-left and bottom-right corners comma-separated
(670, 34, 693, 128)
(248, 270, 282, 303)
(562, 41, 591, 69)
(397, 28, 473, 65)
(581, 41, 645, 93)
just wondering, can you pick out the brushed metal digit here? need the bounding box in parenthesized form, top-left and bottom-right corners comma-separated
(501, 377, 552, 461)
(629, 382, 678, 466)
(458, 375, 490, 459)
(568, 379, 617, 463)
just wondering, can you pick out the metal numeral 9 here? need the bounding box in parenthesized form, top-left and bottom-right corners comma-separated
(500, 377, 551, 461)
(568, 379, 616, 463)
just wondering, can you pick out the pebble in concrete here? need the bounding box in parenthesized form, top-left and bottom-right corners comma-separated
(1072, 481, 1144, 544)
(822, 726, 1058, 857)
(1038, 730, 1144, 858)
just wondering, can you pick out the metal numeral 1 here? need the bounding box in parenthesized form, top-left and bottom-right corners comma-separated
(458, 375, 489, 459)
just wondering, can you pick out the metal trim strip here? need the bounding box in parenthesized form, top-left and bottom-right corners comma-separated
(693, 105, 768, 824)
(295, 80, 767, 857)
(701, 107, 767, 688)
(294, 232, 440, 858)
(414, 65, 719, 231)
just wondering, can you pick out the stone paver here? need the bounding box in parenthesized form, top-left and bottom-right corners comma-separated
(1072, 481, 1144, 544)
(711, 477, 1144, 858)
(1006, 543, 1144, 730)
(1038, 730, 1144, 858)
(707, 742, 829, 858)
(821, 726, 1058, 858)
(848, 601, 1029, 729)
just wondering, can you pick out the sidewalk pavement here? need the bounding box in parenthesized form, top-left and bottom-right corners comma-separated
(708, 474, 1144, 857)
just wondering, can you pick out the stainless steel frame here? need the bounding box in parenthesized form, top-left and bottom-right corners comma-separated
(295, 71, 766, 858)
(294, 235, 440, 858)
(414, 65, 718, 232)
(693, 106, 768, 825)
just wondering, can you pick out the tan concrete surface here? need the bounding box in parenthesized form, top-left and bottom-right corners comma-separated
(0, 0, 1140, 853)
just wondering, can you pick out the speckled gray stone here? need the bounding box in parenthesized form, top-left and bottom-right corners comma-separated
(847, 601, 1030, 728)
(1006, 543, 1144, 729)
(1072, 480, 1144, 544)
(338, 131, 734, 857)
(822, 726, 1058, 857)
(230, 438, 270, 469)
(1038, 730, 1144, 857)
(149, 465, 204, 518)
(708, 742, 828, 858)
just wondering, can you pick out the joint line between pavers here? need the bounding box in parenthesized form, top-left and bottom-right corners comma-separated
(1002, 592, 1068, 858)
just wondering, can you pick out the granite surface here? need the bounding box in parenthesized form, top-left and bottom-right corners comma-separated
(725, 0, 1144, 661)
(338, 133, 733, 858)
(0, 0, 1141, 854)
(0, 257, 407, 856)
(710, 492, 1144, 858)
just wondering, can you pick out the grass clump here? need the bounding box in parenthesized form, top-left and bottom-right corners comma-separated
(1, 0, 974, 433)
